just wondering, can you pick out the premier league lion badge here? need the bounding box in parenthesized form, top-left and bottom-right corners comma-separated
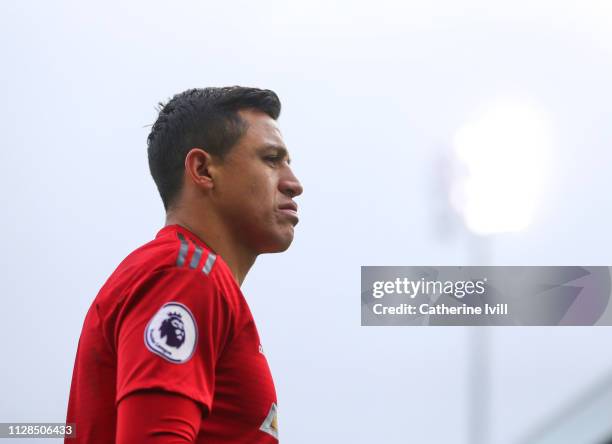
(144, 302, 198, 363)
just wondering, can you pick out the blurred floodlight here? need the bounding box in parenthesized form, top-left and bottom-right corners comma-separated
(451, 98, 553, 235)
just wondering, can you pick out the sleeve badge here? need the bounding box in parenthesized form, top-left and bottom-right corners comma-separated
(144, 302, 198, 364)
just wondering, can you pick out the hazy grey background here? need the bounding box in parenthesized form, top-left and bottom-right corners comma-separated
(2, 0, 612, 442)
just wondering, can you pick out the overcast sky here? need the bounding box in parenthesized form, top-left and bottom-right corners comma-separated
(2, 1, 612, 443)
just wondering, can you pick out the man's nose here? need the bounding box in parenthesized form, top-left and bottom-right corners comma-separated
(279, 168, 303, 198)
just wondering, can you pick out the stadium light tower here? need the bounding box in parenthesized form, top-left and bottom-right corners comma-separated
(451, 98, 553, 236)
(449, 97, 553, 444)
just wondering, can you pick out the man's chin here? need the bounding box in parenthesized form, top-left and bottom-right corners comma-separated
(258, 232, 295, 254)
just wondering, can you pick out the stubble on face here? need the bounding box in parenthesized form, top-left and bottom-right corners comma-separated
(211, 109, 300, 254)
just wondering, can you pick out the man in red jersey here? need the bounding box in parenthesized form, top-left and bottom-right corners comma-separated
(65, 87, 303, 443)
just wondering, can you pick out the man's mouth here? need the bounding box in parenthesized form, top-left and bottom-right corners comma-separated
(278, 202, 299, 223)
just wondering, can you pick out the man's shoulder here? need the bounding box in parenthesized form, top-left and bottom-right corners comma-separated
(119, 226, 219, 280)
(93, 228, 226, 324)
(93, 227, 216, 306)
(90, 227, 250, 352)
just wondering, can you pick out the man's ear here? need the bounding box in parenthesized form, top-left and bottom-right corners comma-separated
(185, 148, 216, 190)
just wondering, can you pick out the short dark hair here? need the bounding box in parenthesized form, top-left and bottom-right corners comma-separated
(147, 86, 281, 211)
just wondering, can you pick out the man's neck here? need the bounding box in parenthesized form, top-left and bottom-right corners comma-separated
(165, 213, 256, 287)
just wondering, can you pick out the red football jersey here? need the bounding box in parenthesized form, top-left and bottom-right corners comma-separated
(65, 224, 279, 443)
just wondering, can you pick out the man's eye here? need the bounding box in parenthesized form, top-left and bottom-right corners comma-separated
(264, 155, 282, 163)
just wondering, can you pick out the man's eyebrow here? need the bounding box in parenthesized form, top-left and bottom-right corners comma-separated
(259, 144, 292, 164)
